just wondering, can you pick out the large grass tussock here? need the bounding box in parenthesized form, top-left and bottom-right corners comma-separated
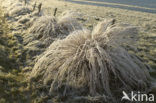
(30, 19, 152, 102)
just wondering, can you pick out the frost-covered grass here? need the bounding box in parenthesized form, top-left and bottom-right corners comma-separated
(30, 19, 152, 102)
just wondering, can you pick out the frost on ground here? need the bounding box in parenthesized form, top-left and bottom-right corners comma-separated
(0, 0, 156, 103)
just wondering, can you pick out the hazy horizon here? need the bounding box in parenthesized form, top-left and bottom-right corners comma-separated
(67, 0, 156, 13)
(87, 0, 156, 9)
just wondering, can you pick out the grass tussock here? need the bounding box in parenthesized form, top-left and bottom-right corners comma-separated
(30, 19, 152, 102)
(29, 16, 57, 40)
(28, 11, 82, 46)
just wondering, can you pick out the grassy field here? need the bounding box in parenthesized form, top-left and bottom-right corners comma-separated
(40, 0, 156, 69)
(0, 0, 156, 102)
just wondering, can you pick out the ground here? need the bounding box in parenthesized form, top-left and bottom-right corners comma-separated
(0, 0, 156, 102)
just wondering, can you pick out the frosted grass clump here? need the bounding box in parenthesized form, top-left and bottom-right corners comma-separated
(30, 19, 152, 102)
